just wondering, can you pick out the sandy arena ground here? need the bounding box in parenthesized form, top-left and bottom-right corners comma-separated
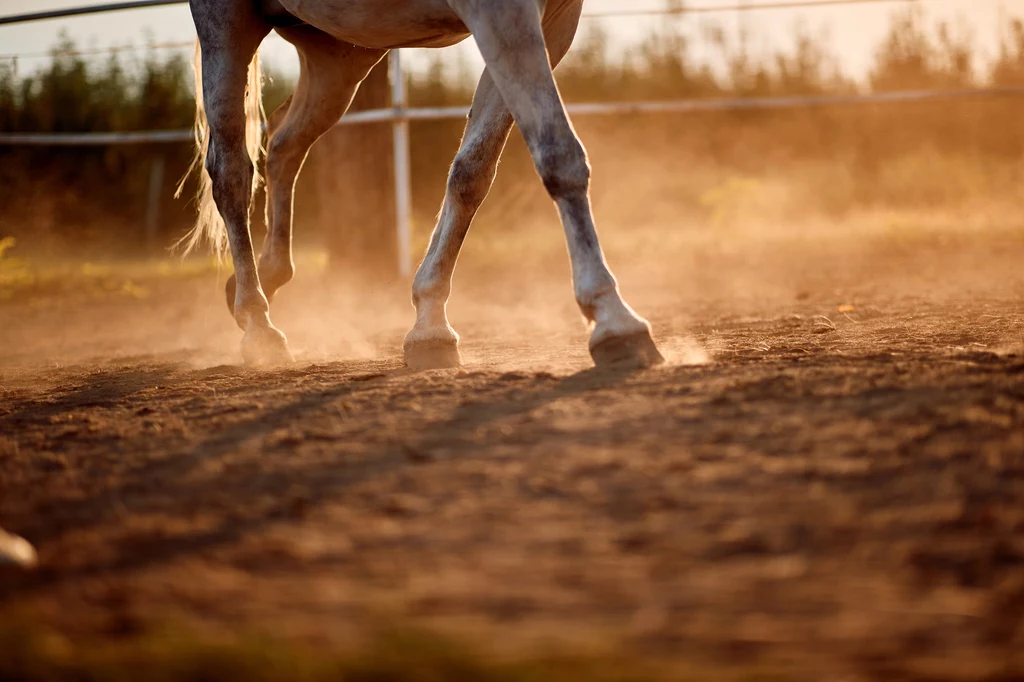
(1, 215, 1023, 680)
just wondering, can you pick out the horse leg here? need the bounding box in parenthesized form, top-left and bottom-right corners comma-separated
(403, 72, 511, 368)
(225, 93, 290, 315)
(226, 29, 386, 316)
(403, 8, 582, 369)
(448, 0, 664, 368)
(193, 7, 291, 364)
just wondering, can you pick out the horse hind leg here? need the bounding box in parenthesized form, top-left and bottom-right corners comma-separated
(225, 92, 291, 316)
(404, 7, 583, 370)
(194, 11, 290, 365)
(449, 0, 663, 369)
(226, 29, 386, 317)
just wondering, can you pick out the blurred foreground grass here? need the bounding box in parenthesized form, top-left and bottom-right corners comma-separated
(0, 619, 786, 682)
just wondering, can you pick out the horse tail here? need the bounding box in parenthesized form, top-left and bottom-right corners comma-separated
(175, 41, 266, 257)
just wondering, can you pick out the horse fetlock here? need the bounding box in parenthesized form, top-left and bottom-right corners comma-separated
(574, 277, 620, 321)
(232, 290, 271, 330)
(586, 292, 652, 349)
(406, 282, 461, 369)
(411, 299, 450, 329)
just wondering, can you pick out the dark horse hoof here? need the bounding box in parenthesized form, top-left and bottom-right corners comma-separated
(241, 325, 293, 367)
(590, 330, 665, 369)
(404, 338, 462, 370)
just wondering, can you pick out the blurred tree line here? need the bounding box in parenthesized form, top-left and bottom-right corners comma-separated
(2, 7, 1024, 256)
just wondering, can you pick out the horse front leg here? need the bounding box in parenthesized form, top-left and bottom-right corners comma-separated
(449, 0, 664, 368)
(403, 70, 513, 369)
(404, 6, 585, 369)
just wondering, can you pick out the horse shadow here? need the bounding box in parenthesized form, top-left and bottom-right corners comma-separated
(0, 355, 646, 601)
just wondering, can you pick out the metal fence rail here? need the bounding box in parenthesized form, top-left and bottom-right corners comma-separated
(4, 85, 1023, 145)
(0, 1, 185, 26)
(0, 129, 193, 145)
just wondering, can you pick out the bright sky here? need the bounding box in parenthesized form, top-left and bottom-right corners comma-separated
(0, 0, 1019, 82)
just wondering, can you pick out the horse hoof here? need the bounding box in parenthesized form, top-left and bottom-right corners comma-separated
(590, 330, 665, 369)
(0, 530, 37, 570)
(241, 326, 293, 367)
(225, 275, 237, 316)
(405, 338, 462, 370)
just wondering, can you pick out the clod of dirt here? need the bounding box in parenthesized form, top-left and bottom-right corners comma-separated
(712, 521, 772, 557)
(35, 452, 69, 472)
(615, 531, 655, 553)
(0, 529, 37, 570)
(286, 485, 311, 519)
(380, 494, 429, 517)
(269, 429, 304, 447)
(400, 442, 434, 464)
(351, 372, 386, 382)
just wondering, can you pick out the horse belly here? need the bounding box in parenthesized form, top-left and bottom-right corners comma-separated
(280, 0, 471, 49)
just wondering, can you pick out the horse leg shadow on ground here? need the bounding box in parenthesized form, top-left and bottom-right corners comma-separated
(0, 361, 403, 592)
(0, 359, 648, 600)
(403, 363, 653, 453)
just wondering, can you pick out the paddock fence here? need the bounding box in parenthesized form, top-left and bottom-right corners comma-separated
(2, 0, 1023, 275)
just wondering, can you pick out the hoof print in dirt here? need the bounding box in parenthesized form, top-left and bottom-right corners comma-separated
(590, 330, 665, 369)
(241, 327, 294, 367)
(0, 531, 37, 571)
(404, 339, 462, 370)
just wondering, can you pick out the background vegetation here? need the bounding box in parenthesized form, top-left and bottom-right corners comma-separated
(1, 6, 1023, 257)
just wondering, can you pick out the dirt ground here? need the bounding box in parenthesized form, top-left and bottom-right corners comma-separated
(1, 216, 1023, 681)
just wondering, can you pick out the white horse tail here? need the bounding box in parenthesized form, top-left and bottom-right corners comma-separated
(175, 41, 266, 257)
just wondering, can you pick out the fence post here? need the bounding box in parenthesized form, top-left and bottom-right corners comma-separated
(145, 153, 165, 251)
(390, 50, 413, 279)
(315, 56, 397, 282)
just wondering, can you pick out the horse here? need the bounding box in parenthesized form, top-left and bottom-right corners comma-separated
(181, 0, 665, 370)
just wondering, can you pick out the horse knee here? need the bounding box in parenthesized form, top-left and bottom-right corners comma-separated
(266, 131, 306, 182)
(206, 141, 254, 211)
(536, 136, 590, 200)
(447, 152, 495, 208)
